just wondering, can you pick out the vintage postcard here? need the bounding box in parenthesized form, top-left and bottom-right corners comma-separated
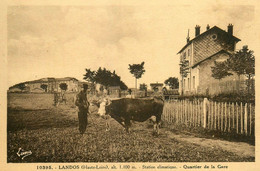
(0, 0, 259, 170)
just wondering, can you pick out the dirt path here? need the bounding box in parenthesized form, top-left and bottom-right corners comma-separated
(128, 118, 253, 159)
(162, 130, 254, 158)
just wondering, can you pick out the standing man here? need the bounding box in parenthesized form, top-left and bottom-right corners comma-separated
(75, 84, 90, 135)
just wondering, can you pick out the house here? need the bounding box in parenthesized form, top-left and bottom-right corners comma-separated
(162, 87, 179, 100)
(178, 24, 241, 95)
(8, 87, 23, 93)
(9, 77, 81, 93)
(150, 82, 164, 92)
(55, 77, 79, 92)
(108, 86, 121, 98)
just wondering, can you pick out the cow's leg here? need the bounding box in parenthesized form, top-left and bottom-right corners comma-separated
(156, 123, 160, 135)
(105, 119, 110, 131)
(156, 115, 161, 135)
(150, 115, 160, 135)
(125, 119, 131, 133)
(150, 116, 158, 134)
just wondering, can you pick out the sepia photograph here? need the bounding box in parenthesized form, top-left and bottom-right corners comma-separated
(1, 0, 259, 170)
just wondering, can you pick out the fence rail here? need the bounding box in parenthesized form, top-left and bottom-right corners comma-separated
(162, 98, 255, 136)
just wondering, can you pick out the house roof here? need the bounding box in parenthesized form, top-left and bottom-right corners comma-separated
(10, 77, 79, 89)
(108, 86, 121, 90)
(191, 49, 231, 68)
(163, 89, 179, 95)
(150, 83, 163, 86)
(78, 81, 91, 86)
(56, 77, 78, 81)
(177, 26, 241, 54)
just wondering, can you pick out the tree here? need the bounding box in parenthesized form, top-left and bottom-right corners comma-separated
(164, 77, 179, 89)
(128, 62, 145, 89)
(211, 45, 255, 95)
(119, 80, 128, 90)
(227, 45, 255, 81)
(83, 67, 128, 90)
(40, 84, 48, 92)
(59, 83, 68, 91)
(140, 83, 148, 97)
(139, 83, 147, 91)
(211, 61, 232, 80)
(128, 89, 132, 95)
(16, 83, 26, 90)
(179, 56, 189, 95)
(228, 45, 255, 95)
(83, 69, 96, 83)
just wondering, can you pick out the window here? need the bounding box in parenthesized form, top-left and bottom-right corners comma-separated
(183, 52, 186, 59)
(188, 49, 190, 56)
(211, 34, 217, 40)
(184, 79, 186, 89)
(188, 78, 190, 90)
(193, 76, 195, 89)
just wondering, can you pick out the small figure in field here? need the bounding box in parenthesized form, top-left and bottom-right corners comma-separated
(54, 90, 67, 106)
(75, 84, 90, 135)
(98, 98, 111, 131)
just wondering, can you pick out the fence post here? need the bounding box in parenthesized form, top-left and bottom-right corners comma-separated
(232, 103, 235, 129)
(211, 101, 214, 129)
(203, 98, 208, 128)
(208, 101, 211, 129)
(214, 102, 217, 130)
(236, 102, 239, 134)
(181, 100, 183, 124)
(185, 100, 187, 126)
(176, 101, 178, 124)
(197, 99, 200, 126)
(228, 103, 231, 132)
(241, 102, 243, 134)
(197, 100, 199, 126)
(218, 102, 220, 130)
(200, 100, 202, 126)
(250, 103, 252, 135)
(221, 102, 223, 131)
(183, 100, 185, 124)
(244, 103, 248, 135)
(189, 101, 191, 127)
(194, 101, 197, 127)
(193, 101, 195, 126)
(225, 102, 227, 132)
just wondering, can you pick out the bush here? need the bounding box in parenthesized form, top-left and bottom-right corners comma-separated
(177, 93, 255, 104)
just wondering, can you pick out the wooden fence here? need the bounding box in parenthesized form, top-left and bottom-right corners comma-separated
(162, 98, 255, 136)
(205, 79, 255, 96)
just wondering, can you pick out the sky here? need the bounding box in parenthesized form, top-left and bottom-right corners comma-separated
(7, 4, 257, 89)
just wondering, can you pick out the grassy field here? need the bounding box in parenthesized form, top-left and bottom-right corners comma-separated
(7, 93, 254, 162)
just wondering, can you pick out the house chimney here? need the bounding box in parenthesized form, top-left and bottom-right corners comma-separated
(195, 25, 200, 37)
(228, 24, 233, 35)
(186, 29, 190, 43)
(206, 24, 210, 30)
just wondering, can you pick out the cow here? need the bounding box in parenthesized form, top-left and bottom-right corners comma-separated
(100, 97, 164, 135)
